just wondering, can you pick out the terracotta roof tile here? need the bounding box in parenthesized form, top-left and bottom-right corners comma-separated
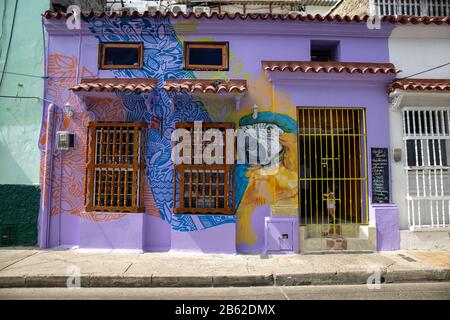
(388, 79, 450, 92)
(262, 61, 399, 74)
(70, 78, 157, 93)
(42, 11, 450, 25)
(163, 79, 247, 93)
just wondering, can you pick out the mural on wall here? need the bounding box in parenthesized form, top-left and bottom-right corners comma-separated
(40, 53, 156, 223)
(40, 16, 301, 249)
(235, 112, 299, 247)
(85, 16, 237, 231)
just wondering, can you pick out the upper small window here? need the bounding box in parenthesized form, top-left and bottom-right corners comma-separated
(310, 40, 339, 62)
(184, 42, 229, 71)
(99, 43, 143, 69)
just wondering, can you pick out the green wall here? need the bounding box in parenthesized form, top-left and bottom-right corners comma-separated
(0, 0, 49, 246)
(0, 185, 40, 246)
(0, 0, 49, 185)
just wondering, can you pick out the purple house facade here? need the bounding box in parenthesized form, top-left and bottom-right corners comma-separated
(39, 11, 403, 254)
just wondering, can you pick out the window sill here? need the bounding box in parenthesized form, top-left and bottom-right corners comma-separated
(183, 67, 229, 72)
(83, 209, 144, 215)
(98, 65, 143, 70)
(173, 209, 236, 215)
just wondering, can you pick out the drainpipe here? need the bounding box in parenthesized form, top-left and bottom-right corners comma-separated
(39, 103, 56, 248)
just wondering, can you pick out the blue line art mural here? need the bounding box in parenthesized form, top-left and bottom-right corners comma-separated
(87, 16, 236, 231)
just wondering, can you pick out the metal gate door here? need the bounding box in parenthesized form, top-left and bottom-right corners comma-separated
(297, 108, 369, 237)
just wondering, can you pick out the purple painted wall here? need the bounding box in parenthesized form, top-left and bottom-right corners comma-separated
(171, 223, 236, 253)
(80, 213, 144, 250)
(272, 73, 394, 198)
(144, 215, 171, 251)
(237, 204, 271, 253)
(265, 216, 299, 254)
(370, 204, 400, 251)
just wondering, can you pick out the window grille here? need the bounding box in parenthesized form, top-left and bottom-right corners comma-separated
(403, 107, 450, 230)
(373, 0, 449, 16)
(173, 122, 235, 215)
(297, 107, 369, 238)
(85, 122, 146, 212)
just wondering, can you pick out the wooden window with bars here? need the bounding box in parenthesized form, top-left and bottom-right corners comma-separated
(85, 122, 147, 212)
(173, 122, 235, 215)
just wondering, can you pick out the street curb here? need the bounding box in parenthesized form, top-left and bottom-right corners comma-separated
(152, 276, 213, 287)
(275, 272, 370, 286)
(384, 269, 450, 283)
(0, 269, 449, 288)
(213, 275, 274, 287)
(87, 276, 152, 287)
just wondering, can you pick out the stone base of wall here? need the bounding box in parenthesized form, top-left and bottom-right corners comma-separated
(0, 184, 40, 246)
(400, 230, 450, 250)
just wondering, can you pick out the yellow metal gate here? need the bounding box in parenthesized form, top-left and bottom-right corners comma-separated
(297, 107, 369, 237)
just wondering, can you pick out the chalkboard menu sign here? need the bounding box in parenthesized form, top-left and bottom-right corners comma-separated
(371, 148, 390, 204)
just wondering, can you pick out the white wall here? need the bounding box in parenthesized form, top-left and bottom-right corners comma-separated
(389, 25, 450, 79)
(389, 94, 450, 230)
(388, 25, 450, 231)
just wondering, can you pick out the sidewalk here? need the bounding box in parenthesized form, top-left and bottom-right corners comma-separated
(0, 248, 449, 288)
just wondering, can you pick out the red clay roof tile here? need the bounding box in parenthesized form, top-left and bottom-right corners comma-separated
(163, 79, 247, 93)
(42, 11, 450, 25)
(388, 79, 450, 92)
(70, 78, 157, 93)
(262, 61, 399, 74)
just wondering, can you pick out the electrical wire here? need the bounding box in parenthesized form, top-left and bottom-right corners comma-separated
(0, 0, 18, 88)
(0, 70, 87, 79)
(398, 62, 450, 80)
(0, 70, 46, 79)
(0, 95, 56, 104)
(0, 61, 448, 81)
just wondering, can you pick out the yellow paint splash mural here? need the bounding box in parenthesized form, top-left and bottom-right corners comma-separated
(160, 24, 299, 247)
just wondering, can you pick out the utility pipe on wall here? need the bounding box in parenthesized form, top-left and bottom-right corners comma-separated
(38, 103, 56, 248)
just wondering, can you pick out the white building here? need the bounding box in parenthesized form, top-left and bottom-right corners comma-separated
(329, 0, 450, 16)
(388, 23, 450, 250)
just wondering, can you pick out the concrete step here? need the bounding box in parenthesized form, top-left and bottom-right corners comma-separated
(299, 225, 377, 253)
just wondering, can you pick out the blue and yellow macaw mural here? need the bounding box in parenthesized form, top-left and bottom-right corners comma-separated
(235, 112, 298, 246)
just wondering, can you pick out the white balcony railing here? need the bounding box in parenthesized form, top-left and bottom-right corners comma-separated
(373, 0, 449, 16)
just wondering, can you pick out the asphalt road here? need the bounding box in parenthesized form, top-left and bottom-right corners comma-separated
(0, 282, 449, 300)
